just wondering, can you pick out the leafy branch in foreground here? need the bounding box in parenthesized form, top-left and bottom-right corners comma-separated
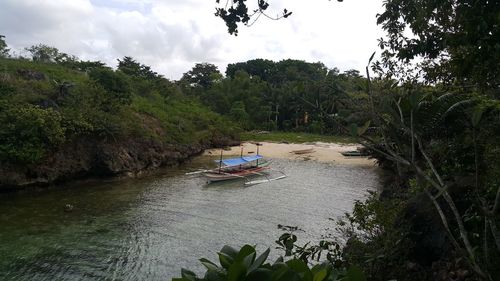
(215, 0, 291, 35)
(172, 244, 366, 281)
(215, 0, 345, 35)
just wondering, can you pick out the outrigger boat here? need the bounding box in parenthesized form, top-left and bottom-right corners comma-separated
(186, 144, 287, 185)
(340, 149, 369, 157)
(204, 155, 269, 182)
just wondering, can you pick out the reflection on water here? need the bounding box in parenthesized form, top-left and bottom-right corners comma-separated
(0, 157, 381, 280)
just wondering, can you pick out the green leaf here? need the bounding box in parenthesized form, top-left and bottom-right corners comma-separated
(218, 252, 234, 269)
(228, 261, 247, 281)
(409, 92, 419, 109)
(368, 51, 376, 65)
(271, 264, 294, 281)
(310, 264, 322, 275)
(181, 268, 197, 281)
(286, 259, 312, 280)
(313, 268, 328, 281)
(246, 268, 273, 281)
(248, 248, 270, 273)
(274, 256, 284, 264)
(220, 245, 239, 259)
(471, 107, 484, 127)
(346, 265, 366, 281)
(200, 258, 220, 272)
(357, 120, 371, 136)
(349, 123, 358, 137)
(204, 270, 226, 281)
(235, 244, 256, 263)
(242, 252, 255, 271)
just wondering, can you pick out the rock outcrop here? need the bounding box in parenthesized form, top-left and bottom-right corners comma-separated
(0, 137, 238, 191)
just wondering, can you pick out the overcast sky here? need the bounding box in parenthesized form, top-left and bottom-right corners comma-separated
(0, 0, 385, 80)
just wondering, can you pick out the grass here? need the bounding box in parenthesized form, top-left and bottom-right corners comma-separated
(0, 58, 87, 83)
(240, 131, 356, 144)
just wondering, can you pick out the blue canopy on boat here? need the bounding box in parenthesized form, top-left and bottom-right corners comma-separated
(216, 155, 263, 167)
(242, 155, 263, 162)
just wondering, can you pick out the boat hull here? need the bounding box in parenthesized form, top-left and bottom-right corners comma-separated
(341, 151, 369, 157)
(203, 166, 270, 182)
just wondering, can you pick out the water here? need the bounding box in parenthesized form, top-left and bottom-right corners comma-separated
(0, 157, 380, 280)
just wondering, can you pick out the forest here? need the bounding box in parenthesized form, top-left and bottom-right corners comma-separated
(0, 0, 499, 280)
(0, 38, 370, 165)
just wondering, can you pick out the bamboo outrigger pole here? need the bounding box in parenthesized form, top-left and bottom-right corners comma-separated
(218, 150, 223, 173)
(240, 146, 243, 169)
(256, 144, 260, 167)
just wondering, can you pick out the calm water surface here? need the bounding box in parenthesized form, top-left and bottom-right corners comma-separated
(0, 157, 381, 280)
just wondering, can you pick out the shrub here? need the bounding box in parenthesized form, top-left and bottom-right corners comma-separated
(173, 244, 366, 281)
(88, 68, 132, 107)
(0, 103, 65, 163)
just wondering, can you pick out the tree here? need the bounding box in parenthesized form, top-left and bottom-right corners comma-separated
(117, 56, 160, 80)
(226, 58, 276, 80)
(375, 0, 499, 91)
(25, 44, 78, 64)
(198, 58, 368, 132)
(71, 60, 107, 72)
(216, 0, 499, 93)
(180, 63, 222, 89)
(0, 35, 10, 58)
(26, 44, 59, 62)
(88, 68, 132, 107)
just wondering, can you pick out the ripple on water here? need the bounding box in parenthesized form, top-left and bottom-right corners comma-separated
(0, 158, 381, 280)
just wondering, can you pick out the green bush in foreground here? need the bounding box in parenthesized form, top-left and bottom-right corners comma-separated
(173, 244, 366, 281)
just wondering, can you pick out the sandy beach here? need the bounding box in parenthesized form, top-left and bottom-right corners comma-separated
(204, 142, 376, 166)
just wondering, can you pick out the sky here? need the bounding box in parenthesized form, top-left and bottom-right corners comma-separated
(0, 0, 385, 80)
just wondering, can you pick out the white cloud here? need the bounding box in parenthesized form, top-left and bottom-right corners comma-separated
(0, 0, 385, 79)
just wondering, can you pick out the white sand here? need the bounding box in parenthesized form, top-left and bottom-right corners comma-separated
(204, 142, 376, 166)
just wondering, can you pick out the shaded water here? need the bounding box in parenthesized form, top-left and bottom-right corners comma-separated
(0, 157, 381, 280)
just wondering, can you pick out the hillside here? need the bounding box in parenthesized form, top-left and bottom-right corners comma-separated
(0, 57, 238, 189)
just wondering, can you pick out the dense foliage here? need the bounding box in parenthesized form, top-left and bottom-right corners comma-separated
(0, 52, 237, 164)
(376, 0, 499, 91)
(357, 84, 500, 280)
(211, 1, 499, 280)
(2, 0, 500, 277)
(173, 244, 366, 281)
(181, 59, 370, 133)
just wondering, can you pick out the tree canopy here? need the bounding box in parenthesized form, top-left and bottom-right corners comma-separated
(0, 35, 9, 58)
(25, 44, 78, 64)
(180, 63, 222, 89)
(117, 56, 161, 80)
(215, 0, 499, 94)
(376, 0, 499, 91)
(183, 59, 369, 133)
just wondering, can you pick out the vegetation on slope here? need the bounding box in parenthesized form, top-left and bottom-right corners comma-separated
(0, 53, 238, 165)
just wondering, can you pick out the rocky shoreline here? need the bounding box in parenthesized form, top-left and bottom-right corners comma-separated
(0, 136, 239, 192)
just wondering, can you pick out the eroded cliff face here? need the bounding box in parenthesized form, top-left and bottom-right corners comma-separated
(0, 136, 238, 191)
